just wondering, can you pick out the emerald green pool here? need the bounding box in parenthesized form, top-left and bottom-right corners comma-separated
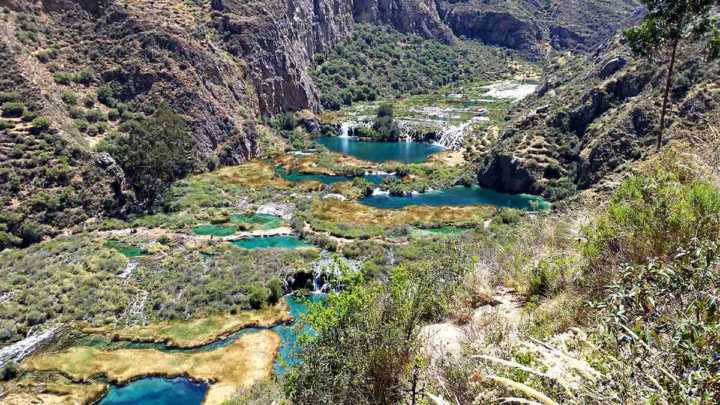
(229, 214, 283, 230)
(191, 224, 236, 237)
(361, 185, 550, 210)
(316, 136, 443, 163)
(231, 236, 311, 249)
(104, 240, 146, 257)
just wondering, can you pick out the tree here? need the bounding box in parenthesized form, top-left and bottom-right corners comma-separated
(102, 103, 194, 210)
(625, 0, 720, 151)
(372, 103, 401, 141)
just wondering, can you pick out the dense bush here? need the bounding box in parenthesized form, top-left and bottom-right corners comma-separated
(584, 165, 720, 270)
(581, 161, 720, 402)
(30, 116, 50, 134)
(1, 102, 25, 117)
(286, 247, 468, 403)
(100, 103, 194, 209)
(60, 90, 77, 105)
(370, 103, 401, 141)
(312, 24, 506, 110)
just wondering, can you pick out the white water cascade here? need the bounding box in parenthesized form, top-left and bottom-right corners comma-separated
(312, 271, 331, 294)
(434, 117, 490, 150)
(0, 324, 60, 367)
(340, 122, 351, 138)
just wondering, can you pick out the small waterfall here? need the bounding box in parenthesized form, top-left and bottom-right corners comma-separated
(340, 122, 353, 138)
(312, 272, 330, 294)
(435, 121, 473, 150)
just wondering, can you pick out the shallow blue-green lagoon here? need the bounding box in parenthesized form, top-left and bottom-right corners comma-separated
(315, 136, 443, 163)
(361, 185, 550, 210)
(98, 377, 208, 405)
(231, 235, 311, 249)
(277, 165, 392, 185)
(96, 295, 322, 404)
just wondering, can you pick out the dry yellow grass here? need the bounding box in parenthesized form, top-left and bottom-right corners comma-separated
(274, 152, 377, 175)
(22, 330, 280, 405)
(82, 301, 291, 348)
(312, 199, 494, 228)
(210, 162, 290, 189)
(425, 150, 466, 167)
(3, 378, 107, 405)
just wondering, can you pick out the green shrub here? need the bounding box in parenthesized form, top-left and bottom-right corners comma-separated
(68, 106, 83, 119)
(585, 170, 720, 266)
(82, 95, 95, 108)
(266, 278, 284, 304)
(52, 72, 74, 85)
(60, 90, 77, 105)
(1, 102, 25, 118)
(0, 92, 20, 103)
(35, 48, 57, 63)
(75, 69, 94, 85)
(108, 108, 120, 121)
(97, 82, 119, 107)
(21, 109, 38, 122)
(545, 177, 576, 201)
(85, 109, 106, 123)
(30, 117, 50, 134)
(74, 119, 89, 133)
(246, 283, 269, 309)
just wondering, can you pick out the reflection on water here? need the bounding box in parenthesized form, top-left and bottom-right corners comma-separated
(316, 136, 443, 163)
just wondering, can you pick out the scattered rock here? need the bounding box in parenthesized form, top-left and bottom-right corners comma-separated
(419, 322, 466, 362)
(256, 203, 294, 220)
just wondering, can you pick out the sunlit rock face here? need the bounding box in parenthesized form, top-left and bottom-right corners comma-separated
(436, 0, 645, 58)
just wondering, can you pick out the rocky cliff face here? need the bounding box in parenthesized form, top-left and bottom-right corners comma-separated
(437, 0, 645, 58)
(354, 0, 455, 43)
(473, 36, 720, 198)
(210, 0, 355, 115)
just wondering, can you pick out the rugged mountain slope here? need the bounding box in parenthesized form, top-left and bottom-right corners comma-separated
(0, 0, 651, 249)
(0, 0, 468, 248)
(472, 36, 720, 198)
(437, 0, 644, 57)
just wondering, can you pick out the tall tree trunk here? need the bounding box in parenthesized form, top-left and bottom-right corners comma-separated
(658, 37, 680, 151)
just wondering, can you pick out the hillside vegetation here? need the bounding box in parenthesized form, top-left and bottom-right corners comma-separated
(312, 24, 516, 110)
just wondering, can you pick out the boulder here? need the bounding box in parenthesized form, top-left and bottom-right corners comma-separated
(599, 56, 627, 78)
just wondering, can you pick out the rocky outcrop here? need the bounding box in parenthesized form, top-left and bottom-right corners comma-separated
(474, 36, 720, 198)
(353, 0, 455, 43)
(441, 9, 541, 55)
(210, 0, 354, 115)
(437, 0, 644, 58)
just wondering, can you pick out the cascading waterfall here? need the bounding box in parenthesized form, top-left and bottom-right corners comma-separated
(312, 272, 330, 294)
(340, 122, 355, 138)
(434, 121, 471, 149)
(435, 117, 490, 149)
